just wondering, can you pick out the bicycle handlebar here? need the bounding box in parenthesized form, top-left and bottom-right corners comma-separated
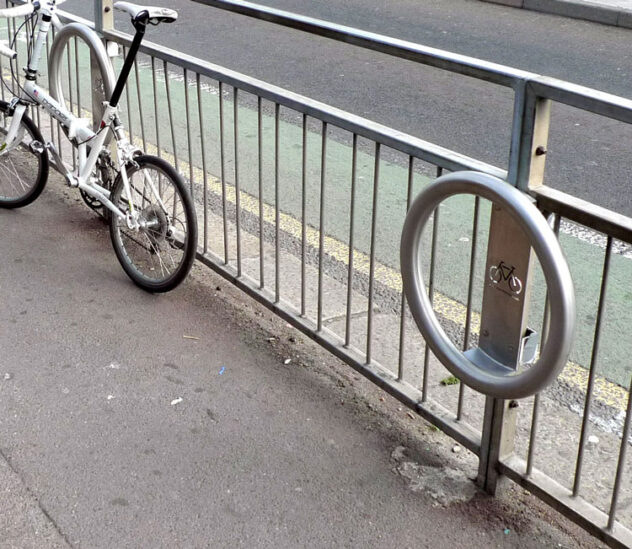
(0, 1, 35, 18)
(0, 41, 17, 59)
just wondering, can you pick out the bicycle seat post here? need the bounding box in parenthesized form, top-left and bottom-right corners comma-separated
(107, 16, 148, 109)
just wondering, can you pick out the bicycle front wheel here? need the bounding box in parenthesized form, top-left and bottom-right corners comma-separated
(109, 155, 198, 293)
(0, 102, 49, 208)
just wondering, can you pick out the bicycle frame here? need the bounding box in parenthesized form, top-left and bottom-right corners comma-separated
(1, 0, 159, 226)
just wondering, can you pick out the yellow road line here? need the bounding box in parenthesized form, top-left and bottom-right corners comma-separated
(26, 79, 625, 413)
(148, 141, 627, 412)
(2, 35, 626, 409)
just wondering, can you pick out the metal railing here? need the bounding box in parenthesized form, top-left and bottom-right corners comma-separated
(4, 0, 632, 546)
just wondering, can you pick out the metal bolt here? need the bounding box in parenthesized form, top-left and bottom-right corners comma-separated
(535, 146, 547, 156)
(105, 6, 111, 12)
(482, 329, 489, 337)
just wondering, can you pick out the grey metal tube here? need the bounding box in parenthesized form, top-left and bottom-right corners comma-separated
(401, 171, 576, 400)
(458, 196, 481, 419)
(274, 103, 281, 303)
(133, 58, 147, 150)
(366, 142, 380, 365)
(422, 166, 442, 403)
(316, 121, 327, 331)
(300, 113, 308, 312)
(573, 236, 612, 497)
(345, 134, 358, 348)
(234, 87, 242, 277)
(258, 97, 265, 289)
(48, 23, 115, 111)
(397, 156, 414, 381)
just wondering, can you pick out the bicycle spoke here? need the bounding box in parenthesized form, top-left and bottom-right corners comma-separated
(0, 113, 45, 205)
(110, 158, 194, 290)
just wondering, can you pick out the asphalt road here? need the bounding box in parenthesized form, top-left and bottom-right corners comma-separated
(63, 0, 632, 216)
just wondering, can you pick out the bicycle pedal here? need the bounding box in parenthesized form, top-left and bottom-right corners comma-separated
(29, 140, 44, 154)
(45, 142, 75, 186)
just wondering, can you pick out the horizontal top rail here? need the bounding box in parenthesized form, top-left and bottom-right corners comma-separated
(193, 0, 632, 126)
(104, 18, 632, 243)
(193, 0, 534, 88)
(534, 185, 632, 245)
(104, 27, 507, 177)
(529, 78, 632, 125)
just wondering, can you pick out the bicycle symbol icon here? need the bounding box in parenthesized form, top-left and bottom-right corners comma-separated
(489, 260, 523, 296)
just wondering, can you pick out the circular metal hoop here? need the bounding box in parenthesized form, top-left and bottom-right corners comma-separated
(48, 23, 116, 133)
(400, 171, 576, 399)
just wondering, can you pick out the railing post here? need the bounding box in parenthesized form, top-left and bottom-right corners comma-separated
(94, 0, 114, 34)
(92, 1, 114, 132)
(476, 204, 536, 494)
(480, 82, 552, 495)
(508, 81, 552, 192)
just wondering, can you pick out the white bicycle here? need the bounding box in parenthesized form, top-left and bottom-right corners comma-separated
(0, 0, 198, 293)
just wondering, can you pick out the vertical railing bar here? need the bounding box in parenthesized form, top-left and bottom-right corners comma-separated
(45, 14, 58, 159)
(46, 32, 53, 141)
(344, 133, 359, 347)
(607, 374, 632, 530)
(0, 54, 5, 104)
(35, 24, 42, 131)
(527, 213, 560, 476)
(163, 60, 179, 174)
(123, 47, 134, 139)
(35, 10, 41, 128)
(316, 121, 327, 331)
(422, 166, 443, 401)
(457, 195, 481, 420)
(526, 393, 541, 475)
(9, 17, 15, 95)
(133, 58, 146, 150)
(218, 81, 229, 263)
(56, 116, 62, 162)
(66, 43, 76, 169)
(0, 3, 7, 104)
(0, 16, 5, 104)
(196, 73, 208, 254)
(66, 38, 73, 115)
(573, 235, 613, 497)
(0, 57, 5, 109)
(183, 68, 194, 195)
(28, 14, 34, 122)
(151, 56, 161, 157)
(74, 37, 81, 118)
(258, 96, 265, 289)
(300, 113, 308, 313)
(366, 142, 381, 364)
(274, 102, 281, 302)
(234, 87, 242, 277)
(397, 156, 415, 379)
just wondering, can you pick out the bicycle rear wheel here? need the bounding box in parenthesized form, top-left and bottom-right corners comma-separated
(0, 102, 49, 208)
(109, 155, 198, 293)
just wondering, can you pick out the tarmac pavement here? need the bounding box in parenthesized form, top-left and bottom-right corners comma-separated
(0, 174, 607, 547)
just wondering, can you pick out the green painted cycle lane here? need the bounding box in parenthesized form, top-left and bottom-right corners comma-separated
(11, 31, 631, 391)
(118, 57, 632, 390)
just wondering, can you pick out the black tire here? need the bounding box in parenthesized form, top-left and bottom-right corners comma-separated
(0, 101, 49, 208)
(109, 155, 198, 293)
